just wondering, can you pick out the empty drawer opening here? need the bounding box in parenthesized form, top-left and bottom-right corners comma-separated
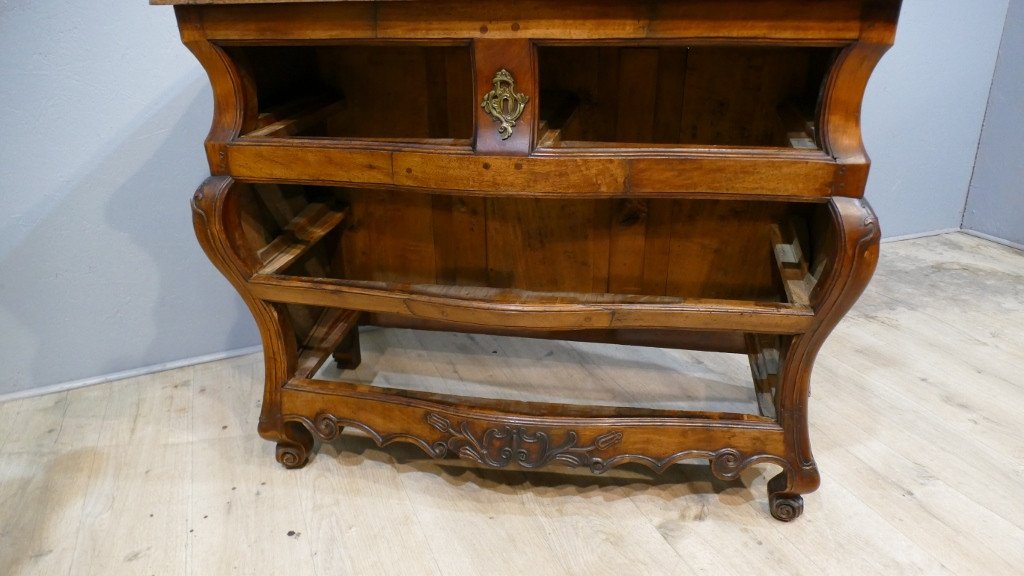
(226, 44, 474, 143)
(537, 45, 836, 149)
(235, 184, 822, 309)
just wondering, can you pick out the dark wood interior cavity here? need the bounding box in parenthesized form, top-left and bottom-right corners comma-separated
(537, 45, 836, 148)
(229, 44, 474, 140)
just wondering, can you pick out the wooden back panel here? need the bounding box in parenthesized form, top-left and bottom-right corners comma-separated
(539, 45, 834, 147)
(229, 44, 474, 139)
(319, 187, 806, 301)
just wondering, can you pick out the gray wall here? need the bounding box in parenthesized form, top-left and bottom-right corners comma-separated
(0, 1, 257, 395)
(863, 0, 1009, 238)
(0, 0, 1012, 394)
(964, 0, 1024, 245)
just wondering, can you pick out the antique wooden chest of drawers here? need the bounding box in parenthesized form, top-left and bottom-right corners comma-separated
(157, 0, 901, 520)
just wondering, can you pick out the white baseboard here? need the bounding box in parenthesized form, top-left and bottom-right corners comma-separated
(961, 229, 1024, 252)
(0, 345, 263, 404)
(881, 228, 961, 243)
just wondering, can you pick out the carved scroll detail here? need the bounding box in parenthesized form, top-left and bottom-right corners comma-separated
(276, 444, 305, 468)
(592, 447, 785, 479)
(306, 413, 447, 457)
(291, 412, 783, 479)
(426, 413, 622, 471)
(313, 412, 343, 440)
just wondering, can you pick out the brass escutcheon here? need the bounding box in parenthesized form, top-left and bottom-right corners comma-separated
(480, 69, 528, 140)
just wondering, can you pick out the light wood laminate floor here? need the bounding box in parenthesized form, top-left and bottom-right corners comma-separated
(2, 232, 1023, 575)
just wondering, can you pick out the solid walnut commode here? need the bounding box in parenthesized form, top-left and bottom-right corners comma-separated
(157, 0, 902, 521)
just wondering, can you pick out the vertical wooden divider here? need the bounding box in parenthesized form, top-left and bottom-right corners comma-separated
(474, 38, 534, 289)
(473, 39, 537, 155)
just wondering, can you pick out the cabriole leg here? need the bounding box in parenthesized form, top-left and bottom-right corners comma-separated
(766, 197, 880, 521)
(192, 176, 307, 468)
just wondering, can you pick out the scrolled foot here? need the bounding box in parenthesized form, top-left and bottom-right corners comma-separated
(276, 442, 310, 469)
(274, 421, 315, 469)
(769, 492, 804, 522)
(767, 471, 807, 521)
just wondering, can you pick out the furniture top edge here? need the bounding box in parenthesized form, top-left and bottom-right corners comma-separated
(152, 0, 900, 7)
(151, 0, 386, 3)
(157, 0, 902, 46)
(151, 0, 387, 4)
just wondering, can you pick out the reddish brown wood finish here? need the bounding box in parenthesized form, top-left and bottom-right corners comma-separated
(166, 0, 901, 521)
